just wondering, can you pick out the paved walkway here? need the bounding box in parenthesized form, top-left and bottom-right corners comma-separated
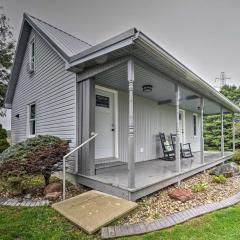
(101, 192, 240, 239)
(0, 197, 49, 207)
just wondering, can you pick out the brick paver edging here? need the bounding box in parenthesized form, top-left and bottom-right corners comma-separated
(0, 197, 49, 207)
(101, 192, 240, 239)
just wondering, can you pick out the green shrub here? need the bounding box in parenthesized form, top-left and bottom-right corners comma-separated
(193, 183, 208, 193)
(232, 150, 240, 164)
(7, 176, 23, 196)
(0, 135, 64, 162)
(0, 135, 69, 186)
(0, 124, 10, 153)
(212, 175, 227, 184)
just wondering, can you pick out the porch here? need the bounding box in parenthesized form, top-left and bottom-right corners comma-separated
(76, 151, 233, 201)
(72, 31, 239, 201)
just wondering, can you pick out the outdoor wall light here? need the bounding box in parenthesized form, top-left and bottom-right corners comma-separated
(15, 114, 20, 118)
(142, 84, 153, 92)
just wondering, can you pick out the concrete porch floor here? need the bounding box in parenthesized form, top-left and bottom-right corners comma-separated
(77, 151, 234, 200)
(93, 151, 233, 189)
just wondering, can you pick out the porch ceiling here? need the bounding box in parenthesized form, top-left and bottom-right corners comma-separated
(95, 61, 223, 115)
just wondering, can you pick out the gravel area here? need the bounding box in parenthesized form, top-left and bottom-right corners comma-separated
(118, 169, 240, 225)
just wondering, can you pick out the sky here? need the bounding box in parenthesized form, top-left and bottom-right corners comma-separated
(1, 0, 240, 129)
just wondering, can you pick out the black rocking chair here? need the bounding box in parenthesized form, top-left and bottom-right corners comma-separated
(170, 133, 193, 158)
(159, 132, 175, 161)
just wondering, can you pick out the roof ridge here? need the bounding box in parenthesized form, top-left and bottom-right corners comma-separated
(25, 13, 92, 47)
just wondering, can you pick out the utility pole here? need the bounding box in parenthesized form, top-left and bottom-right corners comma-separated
(214, 72, 230, 91)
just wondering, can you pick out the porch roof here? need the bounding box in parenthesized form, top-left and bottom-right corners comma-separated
(70, 28, 240, 113)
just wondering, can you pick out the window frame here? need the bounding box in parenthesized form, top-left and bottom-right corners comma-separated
(27, 103, 36, 138)
(29, 37, 35, 72)
(193, 113, 198, 137)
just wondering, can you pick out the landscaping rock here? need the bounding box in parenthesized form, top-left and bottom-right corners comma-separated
(45, 192, 61, 201)
(168, 188, 194, 202)
(210, 162, 240, 178)
(24, 193, 32, 199)
(44, 183, 62, 195)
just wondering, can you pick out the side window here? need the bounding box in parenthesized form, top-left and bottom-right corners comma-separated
(28, 103, 36, 137)
(28, 38, 35, 73)
(193, 114, 197, 137)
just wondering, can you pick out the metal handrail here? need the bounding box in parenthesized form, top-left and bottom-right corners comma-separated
(62, 132, 98, 200)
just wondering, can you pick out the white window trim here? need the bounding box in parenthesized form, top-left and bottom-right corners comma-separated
(193, 113, 198, 138)
(29, 37, 35, 72)
(27, 103, 36, 138)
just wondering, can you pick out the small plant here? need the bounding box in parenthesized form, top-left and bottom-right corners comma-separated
(193, 183, 208, 193)
(212, 175, 227, 184)
(0, 124, 10, 153)
(7, 176, 23, 196)
(232, 150, 240, 164)
(153, 210, 161, 219)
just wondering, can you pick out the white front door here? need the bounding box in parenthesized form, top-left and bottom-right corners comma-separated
(95, 87, 116, 159)
(179, 110, 185, 143)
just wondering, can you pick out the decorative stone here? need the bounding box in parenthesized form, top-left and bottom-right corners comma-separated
(44, 183, 62, 195)
(45, 192, 62, 201)
(210, 162, 240, 178)
(24, 193, 32, 199)
(168, 188, 194, 203)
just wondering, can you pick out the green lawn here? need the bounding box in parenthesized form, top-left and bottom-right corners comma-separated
(1, 205, 240, 240)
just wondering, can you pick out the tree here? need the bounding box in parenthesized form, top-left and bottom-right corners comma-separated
(0, 135, 69, 186)
(0, 8, 15, 116)
(0, 123, 9, 153)
(204, 85, 240, 151)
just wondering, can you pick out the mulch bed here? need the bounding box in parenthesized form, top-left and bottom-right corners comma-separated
(118, 169, 240, 225)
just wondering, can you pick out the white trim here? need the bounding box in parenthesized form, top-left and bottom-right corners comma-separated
(193, 113, 198, 138)
(26, 102, 36, 138)
(179, 109, 186, 143)
(28, 37, 35, 73)
(95, 85, 119, 159)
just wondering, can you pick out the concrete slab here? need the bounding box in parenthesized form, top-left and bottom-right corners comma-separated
(52, 190, 137, 234)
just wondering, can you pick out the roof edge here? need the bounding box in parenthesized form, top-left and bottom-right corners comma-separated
(136, 32, 240, 113)
(69, 28, 138, 65)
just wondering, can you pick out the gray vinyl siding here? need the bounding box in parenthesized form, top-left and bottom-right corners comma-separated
(11, 29, 76, 171)
(117, 91, 200, 163)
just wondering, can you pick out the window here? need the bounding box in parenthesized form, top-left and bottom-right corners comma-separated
(28, 103, 36, 136)
(29, 38, 35, 72)
(193, 114, 197, 137)
(96, 94, 110, 108)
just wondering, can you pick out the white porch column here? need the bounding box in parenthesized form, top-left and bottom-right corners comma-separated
(232, 113, 236, 152)
(221, 107, 224, 157)
(175, 84, 181, 173)
(200, 97, 204, 164)
(128, 59, 135, 188)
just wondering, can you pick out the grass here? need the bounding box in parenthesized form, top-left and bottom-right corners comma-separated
(1, 204, 240, 239)
(0, 206, 94, 240)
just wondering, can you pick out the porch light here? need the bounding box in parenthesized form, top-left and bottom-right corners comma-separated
(142, 84, 153, 92)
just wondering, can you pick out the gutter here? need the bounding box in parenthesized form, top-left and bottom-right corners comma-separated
(135, 32, 240, 113)
(67, 28, 138, 69)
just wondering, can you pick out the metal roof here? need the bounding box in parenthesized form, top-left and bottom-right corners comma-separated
(5, 13, 91, 107)
(68, 29, 240, 113)
(5, 14, 240, 113)
(25, 14, 91, 58)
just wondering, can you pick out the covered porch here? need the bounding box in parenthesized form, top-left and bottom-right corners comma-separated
(73, 30, 239, 200)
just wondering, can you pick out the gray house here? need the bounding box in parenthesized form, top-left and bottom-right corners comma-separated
(5, 13, 240, 200)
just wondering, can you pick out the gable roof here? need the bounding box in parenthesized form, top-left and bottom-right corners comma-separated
(26, 14, 91, 58)
(5, 13, 91, 107)
(5, 14, 240, 113)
